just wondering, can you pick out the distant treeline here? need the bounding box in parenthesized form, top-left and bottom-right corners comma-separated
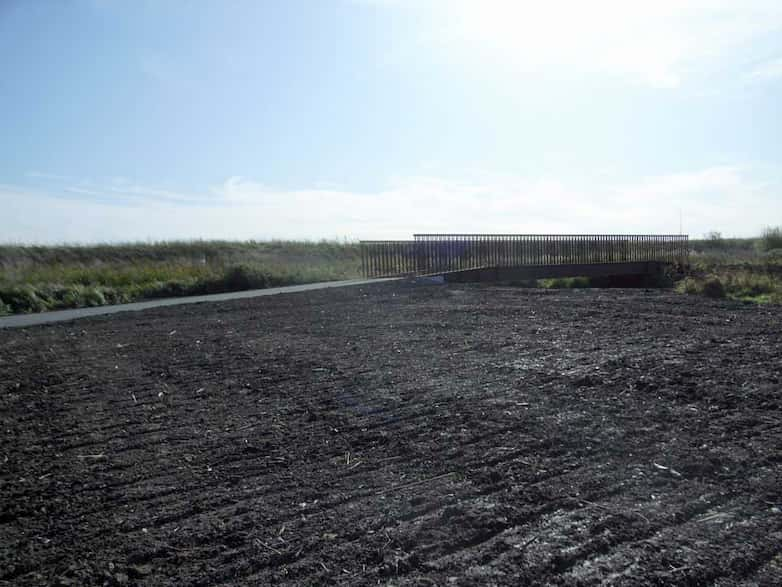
(689, 227, 782, 257)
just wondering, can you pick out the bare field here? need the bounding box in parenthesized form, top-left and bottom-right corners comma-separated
(1, 282, 781, 585)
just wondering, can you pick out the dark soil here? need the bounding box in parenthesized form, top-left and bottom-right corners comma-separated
(1, 282, 781, 586)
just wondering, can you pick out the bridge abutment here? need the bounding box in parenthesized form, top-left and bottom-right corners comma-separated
(443, 261, 667, 283)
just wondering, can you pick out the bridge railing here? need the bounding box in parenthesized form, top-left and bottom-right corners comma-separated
(361, 234, 689, 278)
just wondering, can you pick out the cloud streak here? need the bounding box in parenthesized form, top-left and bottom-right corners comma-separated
(0, 166, 777, 243)
(13, 175, 213, 207)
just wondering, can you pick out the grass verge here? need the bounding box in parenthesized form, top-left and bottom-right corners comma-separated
(675, 272, 782, 303)
(676, 228, 782, 303)
(0, 240, 362, 315)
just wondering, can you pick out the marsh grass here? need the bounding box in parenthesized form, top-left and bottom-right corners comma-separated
(518, 231, 782, 304)
(757, 226, 782, 252)
(3, 233, 782, 314)
(676, 228, 782, 303)
(675, 271, 782, 303)
(686, 254, 782, 301)
(0, 240, 362, 314)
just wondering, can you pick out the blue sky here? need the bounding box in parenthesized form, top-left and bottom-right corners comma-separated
(1, 0, 780, 242)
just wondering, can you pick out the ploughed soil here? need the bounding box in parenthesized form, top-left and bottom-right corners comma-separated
(1, 282, 781, 586)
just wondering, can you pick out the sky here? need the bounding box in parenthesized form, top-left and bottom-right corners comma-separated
(1, 0, 780, 243)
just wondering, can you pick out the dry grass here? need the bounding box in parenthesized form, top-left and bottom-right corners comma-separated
(0, 240, 362, 314)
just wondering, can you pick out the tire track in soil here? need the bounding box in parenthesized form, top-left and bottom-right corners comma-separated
(214, 463, 625, 583)
(1, 283, 781, 585)
(561, 503, 782, 584)
(113, 425, 541, 581)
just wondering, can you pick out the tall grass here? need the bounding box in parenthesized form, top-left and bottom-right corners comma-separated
(756, 226, 782, 253)
(689, 235, 757, 260)
(676, 272, 782, 303)
(689, 228, 782, 262)
(677, 227, 782, 303)
(3, 232, 781, 314)
(0, 240, 362, 315)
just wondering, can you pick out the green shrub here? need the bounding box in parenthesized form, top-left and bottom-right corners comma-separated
(82, 287, 106, 307)
(222, 264, 269, 291)
(676, 276, 701, 295)
(0, 296, 10, 316)
(140, 280, 198, 299)
(100, 287, 131, 305)
(45, 285, 92, 309)
(676, 271, 782, 302)
(56, 286, 85, 309)
(726, 272, 776, 297)
(0, 285, 51, 313)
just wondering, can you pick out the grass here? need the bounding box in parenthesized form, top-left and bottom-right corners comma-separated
(677, 227, 782, 304)
(504, 229, 782, 304)
(757, 226, 782, 252)
(2, 231, 781, 315)
(0, 240, 362, 315)
(530, 274, 671, 289)
(675, 271, 782, 303)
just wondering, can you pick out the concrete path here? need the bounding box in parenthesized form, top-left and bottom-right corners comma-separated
(0, 278, 398, 329)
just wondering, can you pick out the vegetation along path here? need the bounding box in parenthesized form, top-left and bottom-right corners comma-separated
(0, 278, 396, 329)
(1, 281, 781, 585)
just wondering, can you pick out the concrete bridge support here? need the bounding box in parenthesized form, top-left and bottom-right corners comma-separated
(442, 261, 666, 283)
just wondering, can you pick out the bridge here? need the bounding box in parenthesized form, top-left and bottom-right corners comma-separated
(360, 234, 689, 282)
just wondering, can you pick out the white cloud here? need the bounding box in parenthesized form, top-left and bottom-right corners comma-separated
(24, 171, 76, 182)
(0, 166, 777, 243)
(34, 177, 209, 206)
(606, 166, 776, 236)
(402, 0, 782, 88)
(748, 57, 782, 80)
